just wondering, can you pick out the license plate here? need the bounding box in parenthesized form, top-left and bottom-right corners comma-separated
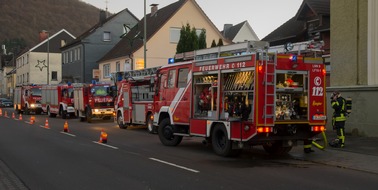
(313, 115, 327, 120)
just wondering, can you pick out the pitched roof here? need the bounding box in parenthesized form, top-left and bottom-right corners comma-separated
(262, 0, 329, 42)
(98, 0, 187, 62)
(62, 9, 138, 49)
(221, 21, 245, 41)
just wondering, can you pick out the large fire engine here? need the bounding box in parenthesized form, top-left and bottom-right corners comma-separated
(73, 83, 115, 123)
(113, 67, 159, 133)
(41, 84, 75, 119)
(154, 41, 327, 156)
(14, 85, 43, 115)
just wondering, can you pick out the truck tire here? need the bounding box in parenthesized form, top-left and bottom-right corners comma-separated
(146, 113, 155, 134)
(117, 113, 127, 129)
(158, 118, 182, 146)
(48, 107, 56, 118)
(211, 124, 234, 157)
(263, 141, 293, 155)
(86, 109, 92, 123)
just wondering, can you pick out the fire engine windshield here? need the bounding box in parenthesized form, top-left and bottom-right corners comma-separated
(91, 86, 110, 96)
(30, 88, 42, 96)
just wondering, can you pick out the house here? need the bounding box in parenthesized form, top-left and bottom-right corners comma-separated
(61, 10, 139, 83)
(262, 0, 330, 85)
(222, 21, 260, 43)
(97, 0, 229, 82)
(15, 29, 75, 85)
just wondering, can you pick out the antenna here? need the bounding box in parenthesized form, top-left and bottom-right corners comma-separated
(105, 0, 109, 16)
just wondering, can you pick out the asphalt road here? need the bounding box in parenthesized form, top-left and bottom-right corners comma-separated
(1, 107, 377, 190)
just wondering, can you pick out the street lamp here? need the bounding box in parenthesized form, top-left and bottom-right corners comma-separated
(42, 30, 50, 85)
(144, 0, 147, 68)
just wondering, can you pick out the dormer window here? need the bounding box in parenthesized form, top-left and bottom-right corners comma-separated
(103, 31, 111, 41)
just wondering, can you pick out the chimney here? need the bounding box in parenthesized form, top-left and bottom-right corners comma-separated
(150, 4, 159, 16)
(99, 10, 107, 23)
(223, 24, 233, 36)
(39, 30, 49, 42)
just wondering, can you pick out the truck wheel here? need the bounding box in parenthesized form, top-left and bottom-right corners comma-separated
(211, 124, 233, 157)
(158, 118, 182, 146)
(48, 107, 56, 118)
(117, 113, 127, 129)
(263, 141, 293, 155)
(146, 113, 155, 134)
(86, 109, 92, 123)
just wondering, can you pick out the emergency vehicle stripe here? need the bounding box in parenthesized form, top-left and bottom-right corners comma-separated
(170, 71, 192, 115)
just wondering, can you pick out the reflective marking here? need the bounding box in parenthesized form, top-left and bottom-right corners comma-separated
(39, 125, 50, 129)
(92, 141, 119, 149)
(149, 157, 199, 173)
(60, 132, 76, 137)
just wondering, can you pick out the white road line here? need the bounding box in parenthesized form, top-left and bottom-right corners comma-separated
(60, 132, 76, 137)
(92, 141, 119, 149)
(39, 125, 50, 129)
(149, 158, 200, 173)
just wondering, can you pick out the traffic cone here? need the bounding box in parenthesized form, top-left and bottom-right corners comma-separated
(30, 116, 35, 124)
(44, 118, 50, 129)
(4, 111, 8, 118)
(63, 120, 69, 132)
(98, 129, 108, 143)
(19, 113, 22, 120)
(12, 112, 15, 119)
(0, 108, 2, 116)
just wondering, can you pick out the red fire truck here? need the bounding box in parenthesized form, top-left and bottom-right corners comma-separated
(154, 41, 327, 156)
(113, 67, 159, 133)
(73, 83, 115, 123)
(14, 85, 43, 115)
(41, 84, 75, 119)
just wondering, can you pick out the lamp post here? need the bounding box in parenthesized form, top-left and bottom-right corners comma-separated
(143, 0, 147, 68)
(42, 30, 50, 85)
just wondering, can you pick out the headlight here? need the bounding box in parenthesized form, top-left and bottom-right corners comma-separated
(30, 104, 35, 108)
(94, 109, 99, 113)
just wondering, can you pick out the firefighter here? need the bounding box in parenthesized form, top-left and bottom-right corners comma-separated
(329, 91, 347, 148)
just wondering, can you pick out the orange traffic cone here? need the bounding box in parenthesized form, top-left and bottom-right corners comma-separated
(12, 112, 15, 119)
(0, 108, 2, 116)
(63, 120, 69, 132)
(4, 111, 8, 118)
(44, 118, 50, 129)
(98, 129, 108, 143)
(19, 113, 23, 120)
(30, 116, 35, 124)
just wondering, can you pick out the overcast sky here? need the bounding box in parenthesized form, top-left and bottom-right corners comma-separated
(81, 0, 303, 39)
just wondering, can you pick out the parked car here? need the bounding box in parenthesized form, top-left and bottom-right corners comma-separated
(0, 99, 13, 107)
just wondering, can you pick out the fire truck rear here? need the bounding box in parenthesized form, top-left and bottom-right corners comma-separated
(14, 85, 43, 115)
(41, 84, 75, 119)
(73, 83, 115, 123)
(154, 41, 327, 157)
(112, 67, 159, 133)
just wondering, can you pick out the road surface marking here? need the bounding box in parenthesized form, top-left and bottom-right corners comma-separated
(149, 157, 200, 173)
(60, 132, 76, 137)
(39, 125, 51, 129)
(92, 141, 119, 149)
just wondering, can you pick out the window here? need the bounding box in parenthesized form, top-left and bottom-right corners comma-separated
(103, 31, 111, 41)
(70, 50, 73, 62)
(61, 40, 66, 47)
(167, 69, 176, 88)
(52, 71, 58, 81)
(177, 68, 189, 88)
(103, 64, 111, 78)
(27, 73, 29, 82)
(77, 47, 80, 61)
(116, 61, 120, 72)
(170, 27, 203, 43)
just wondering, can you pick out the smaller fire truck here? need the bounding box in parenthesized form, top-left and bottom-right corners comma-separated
(14, 85, 43, 115)
(41, 84, 75, 119)
(154, 40, 327, 157)
(73, 83, 115, 123)
(112, 67, 159, 133)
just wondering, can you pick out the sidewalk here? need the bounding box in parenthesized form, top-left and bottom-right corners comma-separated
(291, 130, 378, 174)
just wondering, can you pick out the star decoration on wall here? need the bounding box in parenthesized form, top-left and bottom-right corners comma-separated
(36, 60, 47, 71)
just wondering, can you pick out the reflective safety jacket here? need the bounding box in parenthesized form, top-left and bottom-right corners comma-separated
(331, 96, 347, 121)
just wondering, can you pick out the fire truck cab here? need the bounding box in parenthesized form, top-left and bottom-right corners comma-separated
(41, 84, 75, 119)
(73, 83, 115, 123)
(113, 67, 159, 133)
(14, 85, 43, 115)
(154, 41, 326, 157)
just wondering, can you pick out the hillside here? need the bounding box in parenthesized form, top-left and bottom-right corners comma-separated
(0, 0, 107, 51)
